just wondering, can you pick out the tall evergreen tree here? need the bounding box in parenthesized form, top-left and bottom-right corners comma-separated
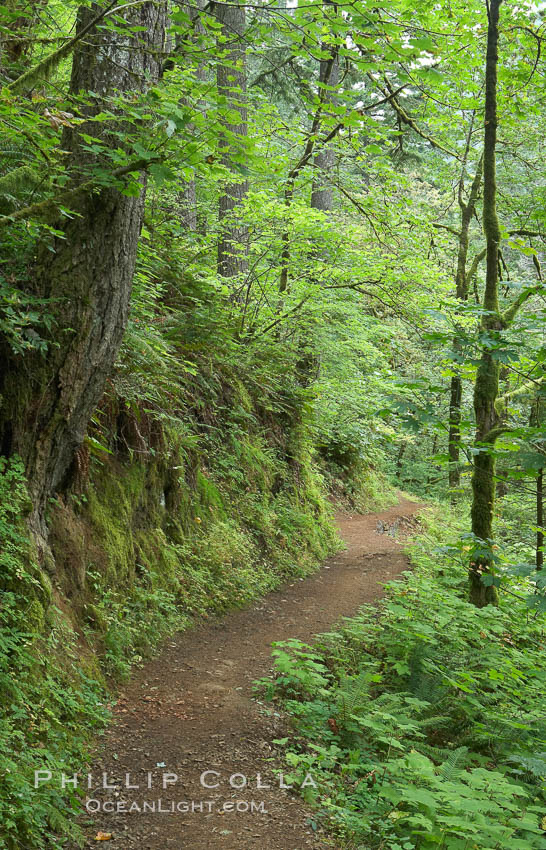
(215, 0, 249, 283)
(0, 1, 167, 544)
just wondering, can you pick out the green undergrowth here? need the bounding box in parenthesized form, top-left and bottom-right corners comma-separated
(321, 455, 397, 513)
(50, 416, 340, 682)
(0, 458, 110, 850)
(0, 447, 338, 848)
(0, 346, 345, 848)
(261, 506, 546, 850)
(0, 260, 394, 848)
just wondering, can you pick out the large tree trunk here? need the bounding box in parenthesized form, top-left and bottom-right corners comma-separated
(469, 0, 502, 607)
(215, 0, 249, 282)
(0, 2, 166, 546)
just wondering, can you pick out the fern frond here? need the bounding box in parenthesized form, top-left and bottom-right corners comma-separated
(0, 145, 32, 162)
(415, 742, 457, 763)
(506, 752, 546, 780)
(408, 645, 448, 705)
(438, 746, 469, 781)
(0, 166, 41, 195)
(414, 714, 453, 731)
(336, 670, 371, 722)
(0, 167, 46, 214)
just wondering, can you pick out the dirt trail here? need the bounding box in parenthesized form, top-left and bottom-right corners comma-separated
(78, 497, 422, 850)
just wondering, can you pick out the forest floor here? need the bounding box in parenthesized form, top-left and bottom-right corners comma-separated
(77, 496, 422, 850)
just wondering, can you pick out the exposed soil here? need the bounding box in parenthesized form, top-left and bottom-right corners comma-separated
(74, 496, 422, 850)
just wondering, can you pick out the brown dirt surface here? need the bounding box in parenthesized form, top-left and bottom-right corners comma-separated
(75, 496, 422, 850)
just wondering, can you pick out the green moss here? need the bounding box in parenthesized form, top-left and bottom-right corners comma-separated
(195, 469, 226, 515)
(0, 459, 109, 849)
(22, 597, 46, 631)
(87, 477, 136, 584)
(0, 350, 371, 849)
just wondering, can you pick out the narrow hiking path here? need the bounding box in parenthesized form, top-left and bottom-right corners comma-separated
(79, 497, 422, 850)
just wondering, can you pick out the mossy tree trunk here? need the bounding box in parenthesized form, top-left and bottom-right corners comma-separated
(530, 396, 545, 570)
(448, 151, 483, 497)
(537, 468, 544, 570)
(0, 2, 166, 548)
(469, 0, 502, 607)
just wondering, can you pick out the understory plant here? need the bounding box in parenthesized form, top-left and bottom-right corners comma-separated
(262, 508, 546, 849)
(0, 459, 109, 849)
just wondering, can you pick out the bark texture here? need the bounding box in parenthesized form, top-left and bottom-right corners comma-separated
(448, 157, 483, 495)
(0, 2, 166, 541)
(310, 32, 339, 212)
(469, 0, 502, 607)
(530, 396, 545, 570)
(175, 0, 206, 231)
(215, 0, 249, 281)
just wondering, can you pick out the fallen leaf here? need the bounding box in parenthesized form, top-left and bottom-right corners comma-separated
(94, 833, 112, 841)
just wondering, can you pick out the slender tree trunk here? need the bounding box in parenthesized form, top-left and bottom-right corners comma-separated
(297, 15, 340, 380)
(396, 442, 406, 478)
(215, 0, 249, 282)
(428, 433, 439, 485)
(530, 396, 544, 570)
(311, 5, 339, 213)
(448, 372, 463, 489)
(469, 0, 502, 607)
(537, 468, 544, 570)
(175, 0, 206, 231)
(495, 365, 510, 498)
(0, 2, 166, 547)
(448, 153, 483, 497)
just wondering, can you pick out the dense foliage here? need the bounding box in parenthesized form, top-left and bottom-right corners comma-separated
(0, 0, 546, 846)
(262, 508, 546, 849)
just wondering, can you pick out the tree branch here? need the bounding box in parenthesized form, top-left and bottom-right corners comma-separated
(0, 158, 150, 228)
(7, 1, 119, 94)
(465, 247, 487, 287)
(374, 74, 461, 160)
(502, 284, 545, 325)
(494, 375, 546, 418)
(507, 228, 546, 238)
(432, 222, 460, 237)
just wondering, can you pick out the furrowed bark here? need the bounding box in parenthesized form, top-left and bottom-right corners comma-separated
(311, 1, 340, 213)
(0, 1, 166, 547)
(214, 0, 249, 283)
